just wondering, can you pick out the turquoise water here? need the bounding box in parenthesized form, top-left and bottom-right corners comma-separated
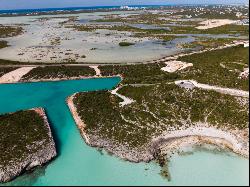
(0, 78, 249, 186)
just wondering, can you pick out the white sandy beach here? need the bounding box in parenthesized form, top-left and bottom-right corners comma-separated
(0, 67, 35, 83)
(111, 87, 135, 107)
(196, 19, 237, 30)
(154, 124, 249, 158)
(161, 60, 193, 73)
(89, 66, 101, 76)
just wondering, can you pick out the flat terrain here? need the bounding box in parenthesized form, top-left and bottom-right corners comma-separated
(0, 5, 248, 63)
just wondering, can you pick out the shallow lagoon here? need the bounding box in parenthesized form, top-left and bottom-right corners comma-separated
(0, 10, 245, 64)
(0, 12, 181, 63)
(0, 78, 249, 186)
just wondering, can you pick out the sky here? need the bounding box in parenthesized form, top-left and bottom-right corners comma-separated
(0, 0, 248, 10)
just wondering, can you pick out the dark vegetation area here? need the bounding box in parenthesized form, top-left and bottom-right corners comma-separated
(0, 41, 8, 49)
(74, 83, 248, 149)
(119, 42, 135, 47)
(0, 110, 50, 167)
(100, 63, 179, 84)
(100, 46, 249, 90)
(21, 66, 96, 80)
(178, 45, 249, 90)
(0, 67, 17, 76)
(0, 25, 23, 38)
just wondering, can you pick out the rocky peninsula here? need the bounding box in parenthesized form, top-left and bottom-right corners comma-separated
(0, 108, 57, 183)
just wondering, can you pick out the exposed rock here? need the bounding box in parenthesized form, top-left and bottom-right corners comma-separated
(0, 108, 57, 183)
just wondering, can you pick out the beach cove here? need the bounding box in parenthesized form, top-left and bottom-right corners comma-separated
(0, 78, 248, 186)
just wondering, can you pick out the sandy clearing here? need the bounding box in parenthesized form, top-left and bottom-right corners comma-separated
(161, 60, 193, 73)
(196, 19, 237, 30)
(0, 67, 35, 84)
(239, 68, 249, 79)
(175, 80, 249, 98)
(89, 66, 101, 76)
(111, 87, 135, 107)
(243, 41, 249, 48)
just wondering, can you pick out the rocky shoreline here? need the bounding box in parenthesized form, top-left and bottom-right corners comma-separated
(149, 125, 249, 159)
(0, 108, 57, 183)
(67, 94, 249, 164)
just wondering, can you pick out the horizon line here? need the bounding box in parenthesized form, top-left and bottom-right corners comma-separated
(0, 3, 248, 11)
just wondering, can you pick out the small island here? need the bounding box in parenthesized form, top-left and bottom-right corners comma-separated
(119, 42, 135, 47)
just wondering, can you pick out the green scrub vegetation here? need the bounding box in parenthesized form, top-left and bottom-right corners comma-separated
(0, 41, 8, 49)
(0, 25, 23, 38)
(119, 42, 135, 47)
(0, 67, 17, 76)
(100, 63, 179, 84)
(21, 66, 96, 81)
(74, 45, 249, 152)
(74, 83, 248, 150)
(100, 45, 249, 91)
(178, 45, 249, 91)
(180, 37, 237, 49)
(0, 110, 51, 168)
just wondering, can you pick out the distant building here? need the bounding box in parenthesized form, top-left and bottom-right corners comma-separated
(120, 6, 144, 10)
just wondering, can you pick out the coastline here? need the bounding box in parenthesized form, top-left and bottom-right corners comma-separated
(67, 94, 249, 164)
(67, 94, 152, 163)
(0, 4, 248, 185)
(0, 5, 165, 17)
(0, 75, 122, 85)
(67, 94, 91, 145)
(150, 125, 249, 159)
(0, 108, 57, 183)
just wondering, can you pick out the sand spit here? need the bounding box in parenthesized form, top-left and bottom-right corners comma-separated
(161, 60, 193, 73)
(111, 87, 135, 107)
(0, 108, 57, 183)
(0, 67, 35, 84)
(196, 19, 237, 30)
(175, 80, 249, 98)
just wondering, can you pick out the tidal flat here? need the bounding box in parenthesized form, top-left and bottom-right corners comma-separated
(0, 7, 248, 64)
